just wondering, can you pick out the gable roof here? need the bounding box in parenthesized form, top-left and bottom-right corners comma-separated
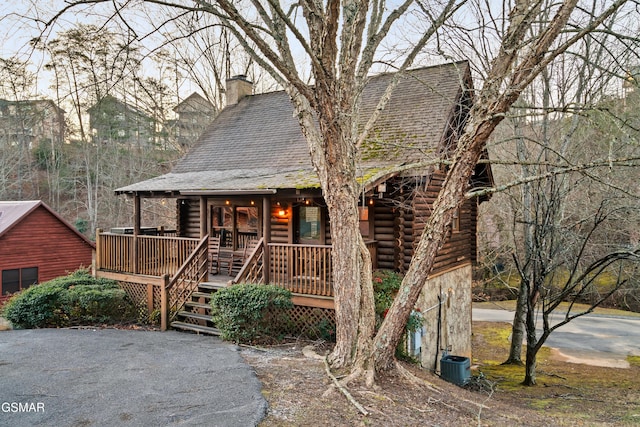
(173, 92, 216, 114)
(117, 61, 473, 196)
(0, 200, 95, 247)
(0, 98, 65, 115)
(88, 95, 151, 120)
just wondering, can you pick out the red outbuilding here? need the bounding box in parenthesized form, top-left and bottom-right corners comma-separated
(0, 201, 95, 301)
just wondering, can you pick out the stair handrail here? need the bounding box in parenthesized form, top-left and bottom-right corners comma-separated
(232, 237, 265, 284)
(161, 235, 209, 330)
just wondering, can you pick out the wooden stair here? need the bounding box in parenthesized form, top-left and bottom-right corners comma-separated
(170, 282, 226, 336)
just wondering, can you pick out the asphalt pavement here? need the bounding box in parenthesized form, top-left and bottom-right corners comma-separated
(473, 307, 640, 367)
(0, 329, 267, 427)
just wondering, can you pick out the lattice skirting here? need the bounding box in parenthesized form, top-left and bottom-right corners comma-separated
(284, 305, 336, 341)
(117, 281, 162, 323)
(116, 278, 336, 337)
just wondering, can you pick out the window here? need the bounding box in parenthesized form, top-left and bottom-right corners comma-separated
(2, 267, 38, 296)
(297, 206, 322, 244)
(236, 206, 258, 248)
(2, 269, 19, 295)
(358, 203, 373, 238)
(212, 206, 234, 247)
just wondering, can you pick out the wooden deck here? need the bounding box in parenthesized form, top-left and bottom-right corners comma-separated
(201, 272, 334, 309)
(94, 232, 378, 327)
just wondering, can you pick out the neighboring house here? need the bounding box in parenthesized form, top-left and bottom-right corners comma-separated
(88, 95, 155, 147)
(0, 99, 65, 149)
(0, 201, 95, 301)
(171, 92, 216, 148)
(96, 62, 493, 371)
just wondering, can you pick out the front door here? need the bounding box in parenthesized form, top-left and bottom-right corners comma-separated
(296, 205, 323, 245)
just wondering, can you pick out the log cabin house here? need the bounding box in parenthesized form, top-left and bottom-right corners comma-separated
(0, 200, 95, 303)
(96, 61, 493, 370)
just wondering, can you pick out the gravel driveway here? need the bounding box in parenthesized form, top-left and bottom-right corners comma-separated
(0, 328, 266, 427)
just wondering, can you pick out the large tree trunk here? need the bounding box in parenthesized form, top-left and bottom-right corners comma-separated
(372, 107, 504, 370)
(287, 83, 377, 369)
(325, 187, 369, 367)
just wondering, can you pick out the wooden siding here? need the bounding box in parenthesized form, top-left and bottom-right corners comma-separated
(175, 186, 478, 276)
(373, 202, 396, 270)
(0, 206, 94, 292)
(270, 205, 290, 243)
(412, 171, 476, 275)
(178, 198, 201, 238)
(370, 172, 478, 274)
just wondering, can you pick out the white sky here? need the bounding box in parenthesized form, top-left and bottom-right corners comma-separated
(0, 1, 636, 102)
(0, 1, 204, 100)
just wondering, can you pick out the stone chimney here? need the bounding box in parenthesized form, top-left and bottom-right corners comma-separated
(225, 75, 253, 106)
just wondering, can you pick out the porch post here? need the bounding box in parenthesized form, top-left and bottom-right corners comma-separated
(133, 195, 141, 274)
(199, 196, 207, 239)
(262, 196, 271, 284)
(160, 274, 169, 331)
(95, 228, 102, 272)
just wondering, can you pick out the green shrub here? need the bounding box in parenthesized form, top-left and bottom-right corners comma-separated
(1, 270, 136, 328)
(372, 270, 403, 328)
(372, 270, 424, 360)
(210, 284, 293, 343)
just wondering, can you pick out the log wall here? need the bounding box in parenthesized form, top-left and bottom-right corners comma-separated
(176, 180, 479, 276)
(177, 198, 201, 238)
(370, 172, 478, 275)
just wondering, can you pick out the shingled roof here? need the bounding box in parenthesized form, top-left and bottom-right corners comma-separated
(0, 200, 94, 246)
(117, 61, 472, 195)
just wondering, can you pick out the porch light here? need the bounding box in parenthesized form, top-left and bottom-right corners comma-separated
(278, 209, 287, 218)
(250, 200, 255, 205)
(225, 200, 230, 205)
(368, 198, 374, 206)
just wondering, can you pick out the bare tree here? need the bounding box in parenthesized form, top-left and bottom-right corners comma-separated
(465, 3, 640, 381)
(30, 23, 183, 233)
(42, 0, 640, 384)
(0, 57, 40, 200)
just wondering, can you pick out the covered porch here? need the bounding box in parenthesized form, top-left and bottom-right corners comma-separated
(94, 219, 377, 330)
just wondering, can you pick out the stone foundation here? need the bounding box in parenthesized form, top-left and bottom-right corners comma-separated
(416, 264, 472, 372)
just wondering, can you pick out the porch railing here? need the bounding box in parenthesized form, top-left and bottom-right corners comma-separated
(232, 238, 265, 285)
(95, 229, 377, 324)
(161, 235, 209, 330)
(269, 243, 333, 296)
(268, 241, 377, 297)
(95, 229, 200, 276)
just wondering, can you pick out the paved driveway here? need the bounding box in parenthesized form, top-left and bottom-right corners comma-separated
(0, 329, 266, 427)
(474, 308, 640, 367)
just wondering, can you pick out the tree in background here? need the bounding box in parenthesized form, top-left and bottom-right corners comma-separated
(471, 9, 640, 383)
(31, 24, 183, 234)
(0, 57, 39, 201)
